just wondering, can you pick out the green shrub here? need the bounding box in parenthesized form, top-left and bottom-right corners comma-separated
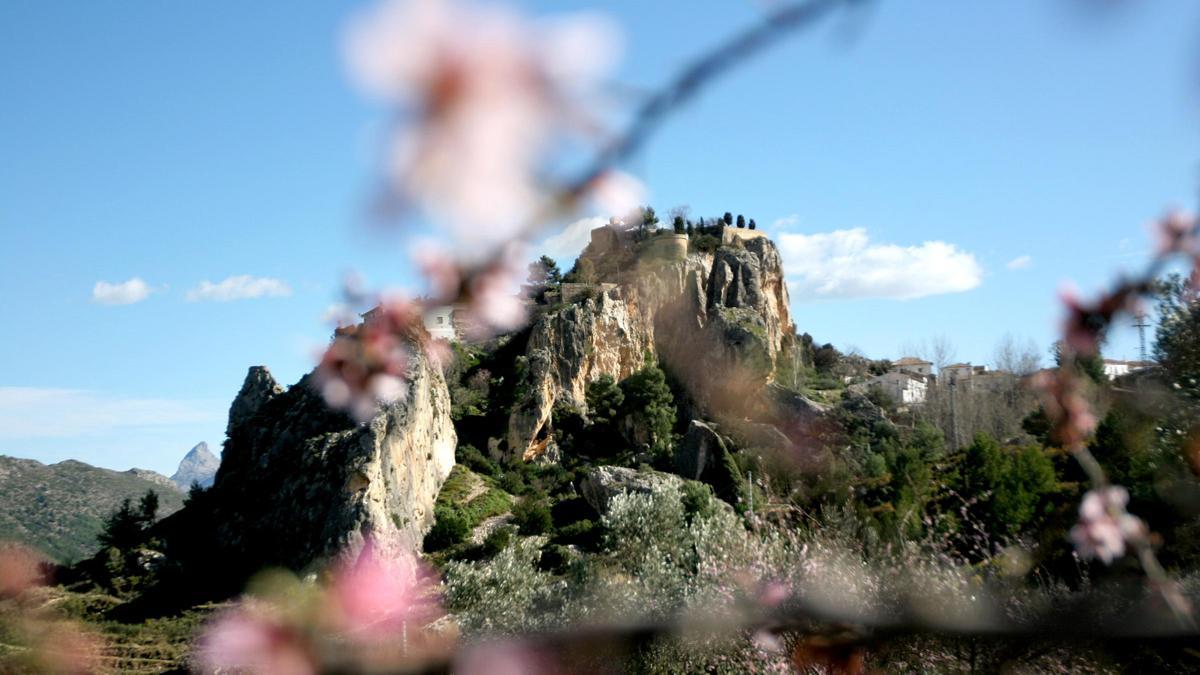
(537, 543, 572, 574)
(498, 470, 527, 495)
(680, 481, 716, 521)
(457, 444, 499, 477)
(512, 498, 554, 535)
(424, 507, 471, 552)
(480, 526, 513, 558)
(553, 519, 602, 550)
(689, 233, 720, 253)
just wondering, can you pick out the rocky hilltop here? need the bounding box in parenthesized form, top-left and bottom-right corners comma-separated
(144, 223, 798, 593)
(169, 441, 220, 490)
(199, 329, 456, 578)
(507, 226, 795, 459)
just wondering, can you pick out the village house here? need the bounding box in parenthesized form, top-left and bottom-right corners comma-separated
(866, 370, 929, 405)
(422, 304, 464, 342)
(940, 362, 985, 385)
(892, 356, 933, 377)
(1102, 358, 1154, 380)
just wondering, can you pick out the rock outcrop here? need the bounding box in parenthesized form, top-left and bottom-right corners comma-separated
(170, 442, 220, 491)
(674, 420, 729, 481)
(579, 466, 684, 514)
(226, 366, 283, 436)
(207, 333, 456, 577)
(506, 230, 794, 457)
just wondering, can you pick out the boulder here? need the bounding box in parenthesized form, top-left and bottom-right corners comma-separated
(674, 420, 728, 480)
(579, 466, 683, 514)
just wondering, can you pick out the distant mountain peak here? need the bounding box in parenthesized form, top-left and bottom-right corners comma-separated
(170, 441, 220, 491)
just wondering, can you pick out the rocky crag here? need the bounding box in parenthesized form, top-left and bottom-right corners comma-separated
(199, 327, 456, 578)
(169, 441, 220, 491)
(507, 226, 796, 459)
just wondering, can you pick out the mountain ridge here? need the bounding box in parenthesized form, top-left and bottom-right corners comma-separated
(0, 455, 185, 563)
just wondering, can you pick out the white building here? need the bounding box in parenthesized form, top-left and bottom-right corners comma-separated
(1102, 359, 1153, 380)
(867, 371, 929, 405)
(422, 305, 460, 342)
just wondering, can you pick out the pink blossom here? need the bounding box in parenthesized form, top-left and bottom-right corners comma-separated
(1058, 285, 1100, 357)
(198, 604, 316, 675)
(461, 247, 529, 339)
(758, 580, 792, 608)
(414, 244, 464, 303)
(1069, 487, 1146, 565)
(1033, 368, 1097, 450)
(752, 629, 785, 653)
(343, 0, 623, 254)
(328, 539, 440, 639)
(0, 543, 46, 599)
(316, 297, 421, 423)
(587, 170, 647, 219)
(29, 621, 103, 675)
(1151, 208, 1197, 256)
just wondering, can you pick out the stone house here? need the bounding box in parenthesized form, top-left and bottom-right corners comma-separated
(866, 370, 929, 405)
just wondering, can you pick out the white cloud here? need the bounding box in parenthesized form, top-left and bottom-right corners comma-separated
(186, 275, 292, 302)
(537, 216, 607, 266)
(0, 387, 222, 440)
(1006, 255, 1032, 271)
(770, 214, 800, 230)
(778, 227, 983, 300)
(91, 278, 153, 305)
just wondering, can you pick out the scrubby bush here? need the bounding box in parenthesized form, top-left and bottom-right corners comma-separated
(444, 539, 568, 635)
(480, 526, 514, 558)
(456, 444, 499, 477)
(688, 232, 720, 253)
(537, 543, 572, 574)
(680, 480, 716, 522)
(512, 498, 554, 535)
(553, 519, 602, 550)
(498, 470, 527, 496)
(424, 506, 471, 552)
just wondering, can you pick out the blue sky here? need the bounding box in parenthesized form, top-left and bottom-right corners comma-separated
(2, 1, 1198, 473)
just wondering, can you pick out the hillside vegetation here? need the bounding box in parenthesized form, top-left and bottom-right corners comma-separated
(0, 456, 183, 563)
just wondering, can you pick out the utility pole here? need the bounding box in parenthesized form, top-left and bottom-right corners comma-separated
(1133, 310, 1151, 363)
(949, 381, 961, 449)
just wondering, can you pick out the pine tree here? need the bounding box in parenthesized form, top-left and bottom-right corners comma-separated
(672, 215, 685, 234)
(98, 498, 145, 551)
(748, 219, 757, 230)
(736, 214, 746, 228)
(723, 212, 733, 226)
(138, 489, 159, 528)
(620, 364, 677, 459)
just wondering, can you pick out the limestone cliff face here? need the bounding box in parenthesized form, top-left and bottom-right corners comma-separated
(507, 231, 793, 457)
(210, 333, 456, 575)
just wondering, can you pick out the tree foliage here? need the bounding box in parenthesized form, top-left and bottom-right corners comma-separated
(619, 364, 677, 459)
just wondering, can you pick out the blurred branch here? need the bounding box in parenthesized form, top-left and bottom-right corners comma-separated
(562, 0, 852, 202)
(346, 584, 1200, 675)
